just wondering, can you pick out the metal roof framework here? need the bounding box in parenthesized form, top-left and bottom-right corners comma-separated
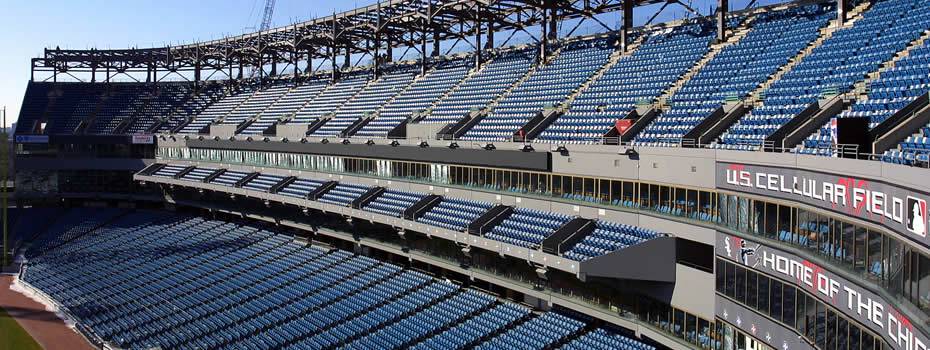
(31, 0, 845, 84)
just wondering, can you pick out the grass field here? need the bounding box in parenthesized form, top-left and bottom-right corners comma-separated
(0, 306, 42, 350)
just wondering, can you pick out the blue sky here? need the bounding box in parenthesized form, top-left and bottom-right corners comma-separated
(0, 0, 782, 128)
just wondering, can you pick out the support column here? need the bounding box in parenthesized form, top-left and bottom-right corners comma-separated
(331, 46, 338, 82)
(540, 5, 548, 61)
(271, 57, 277, 77)
(290, 49, 298, 82)
(433, 27, 441, 57)
(375, 5, 382, 77)
(194, 46, 202, 87)
(548, 8, 558, 42)
(386, 38, 393, 63)
(374, 39, 381, 76)
(237, 56, 244, 80)
(194, 60, 202, 86)
(475, 5, 482, 70)
(227, 48, 233, 83)
(485, 26, 494, 50)
(332, 12, 339, 82)
(837, 0, 848, 23)
(621, 0, 633, 51)
(717, 0, 728, 42)
(306, 48, 313, 74)
(258, 38, 265, 83)
(421, 22, 428, 75)
(344, 47, 351, 69)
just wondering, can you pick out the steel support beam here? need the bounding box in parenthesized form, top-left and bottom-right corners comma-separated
(475, 4, 483, 70)
(621, 0, 633, 51)
(717, 0, 728, 42)
(837, 0, 848, 22)
(375, 5, 382, 77)
(343, 46, 351, 69)
(386, 38, 393, 63)
(330, 47, 338, 82)
(540, 4, 549, 60)
(433, 29, 441, 56)
(30, 0, 683, 82)
(421, 17, 428, 75)
(306, 48, 313, 74)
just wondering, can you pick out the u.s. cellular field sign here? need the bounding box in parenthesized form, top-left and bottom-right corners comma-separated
(716, 162, 929, 249)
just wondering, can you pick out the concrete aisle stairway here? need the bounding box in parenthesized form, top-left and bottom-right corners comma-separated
(655, 19, 755, 110)
(561, 35, 647, 109)
(746, 1, 873, 106)
(422, 61, 489, 116)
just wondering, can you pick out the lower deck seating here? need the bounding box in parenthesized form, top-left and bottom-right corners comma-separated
(19, 209, 656, 350)
(563, 328, 656, 350)
(563, 222, 660, 261)
(145, 164, 666, 261)
(477, 311, 586, 349)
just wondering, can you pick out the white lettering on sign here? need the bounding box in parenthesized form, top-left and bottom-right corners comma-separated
(740, 243, 927, 350)
(723, 164, 924, 243)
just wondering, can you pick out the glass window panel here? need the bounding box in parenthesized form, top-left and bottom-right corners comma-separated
(674, 309, 685, 337)
(724, 261, 735, 298)
(837, 315, 848, 350)
(769, 281, 782, 321)
(850, 324, 861, 350)
(920, 255, 930, 311)
(758, 275, 770, 313)
(814, 302, 827, 349)
(826, 309, 837, 350)
(735, 265, 746, 303)
(747, 270, 758, 309)
(868, 231, 884, 281)
(783, 287, 796, 328)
